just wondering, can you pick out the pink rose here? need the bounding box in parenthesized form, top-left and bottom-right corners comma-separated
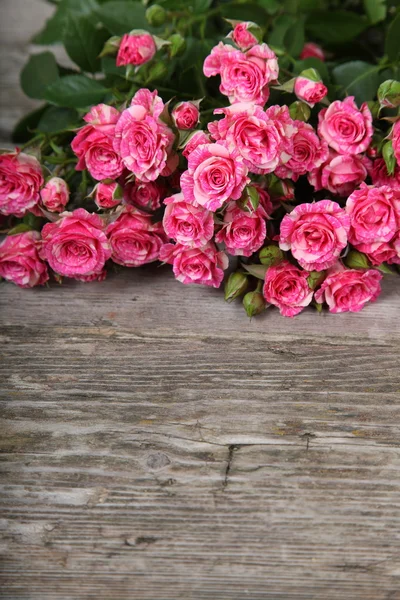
(76, 269, 107, 283)
(41, 208, 111, 278)
(116, 32, 156, 67)
(209, 103, 282, 174)
(71, 104, 123, 181)
(228, 22, 258, 51)
(391, 120, 400, 166)
(203, 42, 278, 105)
(106, 205, 165, 267)
(160, 242, 228, 288)
(318, 97, 373, 155)
(0, 231, 48, 288)
(93, 181, 123, 209)
(182, 130, 211, 159)
(253, 183, 273, 214)
(172, 102, 200, 130)
(300, 43, 325, 61)
(215, 201, 266, 256)
(353, 240, 400, 266)
(309, 151, 369, 197)
(314, 264, 383, 313)
(279, 200, 350, 271)
(370, 158, 400, 192)
(294, 76, 327, 107)
(180, 142, 249, 211)
(275, 121, 328, 180)
(0, 152, 43, 217)
(263, 261, 313, 317)
(163, 192, 214, 247)
(40, 177, 69, 213)
(124, 179, 164, 211)
(113, 89, 176, 182)
(346, 183, 400, 246)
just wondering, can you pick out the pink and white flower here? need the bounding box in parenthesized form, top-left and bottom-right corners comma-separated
(391, 120, 400, 166)
(163, 192, 214, 247)
(182, 131, 211, 159)
(160, 241, 228, 287)
(370, 158, 400, 192)
(215, 201, 266, 256)
(93, 181, 123, 209)
(300, 42, 325, 61)
(172, 102, 200, 130)
(318, 97, 373, 155)
(116, 32, 156, 67)
(40, 177, 69, 213)
(124, 179, 164, 211)
(275, 121, 328, 180)
(294, 76, 327, 107)
(309, 151, 369, 197)
(263, 261, 314, 317)
(228, 21, 259, 51)
(0, 152, 43, 217)
(0, 231, 48, 288)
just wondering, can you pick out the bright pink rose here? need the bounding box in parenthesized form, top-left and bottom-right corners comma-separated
(0, 231, 48, 288)
(160, 242, 228, 288)
(314, 263, 383, 313)
(182, 131, 211, 159)
(209, 103, 282, 174)
(71, 104, 123, 181)
(163, 192, 214, 247)
(309, 151, 369, 197)
(106, 205, 165, 267)
(215, 201, 266, 256)
(279, 200, 350, 271)
(41, 208, 111, 278)
(93, 181, 123, 209)
(172, 102, 200, 130)
(346, 183, 400, 246)
(124, 179, 164, 211)
(113, 89, 176, 182)
(228, 22, 258, 51)
(263, 261, 313, 317)
(318, 97, 373, 155)
(300, 42, 325, 61)
(275, 121, 328, 180)
(0, 152, 43, 217)
(370, 158, 400, 192)
(116, 32, 156, 67)
(40, 177, 69, 213)
(391, 120, 400, 166)
(353, 240, 400, 266)
(180, 142, 249, 211)
(294, 76, 327, 107)
(203, 42, 278, 105)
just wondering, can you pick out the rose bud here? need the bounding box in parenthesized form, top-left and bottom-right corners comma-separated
(168, 33, 186, 57)
(344, 249, 370, 270)
(259, 245, 284, 267)
(267, 175, 295, 202)
(243, 288, 266, 318)
(116, 31, 156, 67)
(227, 21, 261, 51)
(172, 101, 200, 130)
(300, 42, 325, 62)
(377, 80, 400, 109)
(93, 181, 123, 209)
(224, 272, 249, 302)
(294, 69, 328, 108)
(145, 4, 167, 27)
(40, 177, 69, 213)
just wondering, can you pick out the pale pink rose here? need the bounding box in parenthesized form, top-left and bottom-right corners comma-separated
(275, 121, 328, 180)
(41, 208, 111, 278)
(263, 261, 313, 317)
(172, 102, 200, 130)
(294, 76, 327, 107)
(182, 130, 211, 159)
(180, 142, 249, 211)
(93, 181, 123, 209)
(300, 42, 325, 61)
(113, 89, 176, 182)
(279, 200, 350, 271)
(209, 103, 282, 174)
(116, 32, 156, 67)
(309, 151, 369, 197)
(346, 183, 400, 246)
(163, 192, 214, 247)
(160, 241, 228, 288)
(370, 158, 400, 192)
(314, 263, 383, 313)
(106, 205, 165, 267)
(203, 42, 278, 105)
(391, 120, 400, 166)
(228, 22, 258, 51)
(318, 97, 373, 155)
(0, 231, 48, 288)
(40, 177, 69, 213)
(215, 201, 266, 256)
(71, 104, 123, 181)
(353, 240, 400, 266)
(124, 179, 164, 211)
(0, 152, 43, 217)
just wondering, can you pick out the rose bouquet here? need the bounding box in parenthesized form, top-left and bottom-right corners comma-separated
(1, 0, 400, 317)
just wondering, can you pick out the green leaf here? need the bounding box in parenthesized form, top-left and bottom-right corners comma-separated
(385, 12, 400, 63)
(294, 57, 329, 83)
(241, 263, 268, 280)
(284, 16, 305, 57)
(37, 106, 79, 133)
(96, 1, 154, 35)
(63, 15, 109, 73)
(269, 14, 296, 50)
(333, 61, 380, 103)
(32, 0, 100, 45)
(20, 52, 59, 99)
(306, 10, 368, 44)
(101, 56, 126, 78)
(257, 0, 280, 15)
(220, 3, 268, 25)
(191, 0, 212, 12)
(12, 105, 48, 144)
(44, 75, 109, 108)
(7, 224, 34, 236)
(364, 0, 386, 24)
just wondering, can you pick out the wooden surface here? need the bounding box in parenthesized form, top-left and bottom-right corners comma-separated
(1, 2, 400, 599)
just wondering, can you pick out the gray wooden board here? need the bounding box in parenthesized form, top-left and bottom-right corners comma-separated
(1, 1, 400, 598)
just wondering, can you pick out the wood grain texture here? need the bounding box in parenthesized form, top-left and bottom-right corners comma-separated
(1, 2, 400, 599)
